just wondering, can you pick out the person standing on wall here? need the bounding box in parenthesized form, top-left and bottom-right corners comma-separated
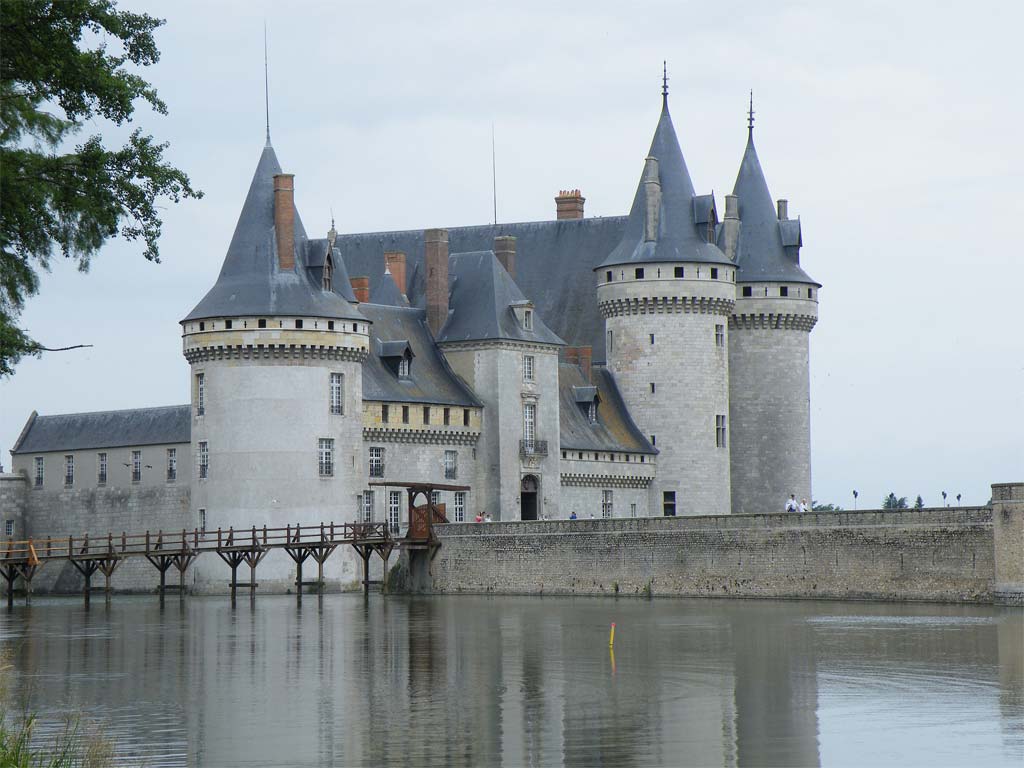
(785, 494, 798, 512)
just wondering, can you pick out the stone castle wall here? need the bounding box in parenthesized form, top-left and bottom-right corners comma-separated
(428, 506, 997, 603)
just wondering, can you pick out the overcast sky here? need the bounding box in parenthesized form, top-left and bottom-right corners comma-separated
(2, 0, 1021, 509)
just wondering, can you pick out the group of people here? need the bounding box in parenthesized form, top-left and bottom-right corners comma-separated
(473, 512, 493, 523)
(784, 494, 809, 513)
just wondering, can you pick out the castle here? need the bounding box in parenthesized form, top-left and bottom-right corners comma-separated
(2, 85, 819, 590)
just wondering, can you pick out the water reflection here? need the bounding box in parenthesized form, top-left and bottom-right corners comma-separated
(1, 596, 1021, 767)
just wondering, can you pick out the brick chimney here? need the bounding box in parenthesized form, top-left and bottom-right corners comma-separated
(565, 345, 592, 383)
(494, 236, 516, 278)
(350, 276, 370, 303)
(273, 174, 296, 270)
(425, 229, 449, 336)
(555, 189, 585, 220)
(777, 199, 789, 220)
(384, 251, 407, 296)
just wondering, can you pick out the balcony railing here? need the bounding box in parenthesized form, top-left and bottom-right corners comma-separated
(520, 439, 548, 458)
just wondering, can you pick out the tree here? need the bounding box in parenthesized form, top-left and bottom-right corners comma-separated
(811, 501, 844, 512)
(0, 0, 201, 376)
(882, 493, 909, 509)
(914, 495, 925, 509)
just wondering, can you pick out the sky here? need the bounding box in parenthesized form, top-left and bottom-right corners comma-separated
(1, 0, 1021, 509)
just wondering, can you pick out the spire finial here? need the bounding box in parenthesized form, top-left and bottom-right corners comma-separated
(747, 89, 755, 136)
(661, 61, 669, 107)
(264, 23, 271, 146)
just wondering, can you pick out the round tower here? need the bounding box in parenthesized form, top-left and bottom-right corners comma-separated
(722, 111, 819, 515)
(181, 141, 369, 591)
(596, 89, 735, 517)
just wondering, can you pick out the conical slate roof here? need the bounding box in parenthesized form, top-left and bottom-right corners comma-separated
(600, 96, 730, 268)
(730, 129, 818, 286)
(369, 267, 410, 307)
(183, 143, 364, 322)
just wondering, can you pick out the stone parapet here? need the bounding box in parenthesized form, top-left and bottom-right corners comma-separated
(992, 482, 1024, 605)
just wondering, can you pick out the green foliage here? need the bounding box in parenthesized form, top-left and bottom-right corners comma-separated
(0, 0, 201, 376)
(882, 493, 909, 509)
(811, 501, 844, 512)
(914, 495, 925, 509)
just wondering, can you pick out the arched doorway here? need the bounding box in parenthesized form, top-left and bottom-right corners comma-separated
(521, 475, 539, 521)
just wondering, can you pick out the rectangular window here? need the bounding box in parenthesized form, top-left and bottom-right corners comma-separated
(423, 406, 430, 424)
(463, 409, 470, 427)
(630, 503, 637, 518)
(199, 508, 207, 532)
(4, 520, 13, 537)
(430, 490, 440, 507)
(444, 450, 458, 480)
(649, 334, 655, 345)
(742, 286, 752, 297)
(398, 357, 410, 378)
(224, 319, 233, 330)
(711, 267, 719, 279)
(651, 434, 656, 446)
(295, 319, 304, 329)
(131, 450, 142, 483)
(650, 382, 655, 394)
(587, 400, 597, 423)
(388, 491, 402, 535)
(64, 455, 74, 487)
(523, 402, 536, 448)
(523, 309, 533, 330)
(716, 414, 727, 448)
(195, 372, 205, 416)
(605, 270, 613, 282)
(780, 286, 789, 297)
(607, 330, 613, 354)
(674, 266, 684, 278)
(808, 289, 814, 299)
(328, 320, 335, 330)
(382, 404, 390, 423)
(601, 490, 613, 518)
(97, 452, 107, 485)
(362, 490, 374, 523)
(198, 442, 209, 480)
(167, 448, 177, 482)
(318, 438, 334, 477)
(443, 407, 451, 426)
(715, 324, 725, 347)
(663, 491, 676, 517)
(369, 447, 384, 478)
(454, 491, 466, 523)
(258, 318, 267, 328)
(402, 405, 410, 424)
(523, 354, 535, 382)
(330, 373, 344, 415)
(634, 267, 644, 279)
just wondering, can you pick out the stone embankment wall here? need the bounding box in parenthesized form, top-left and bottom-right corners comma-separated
(429, 506, 998, 603)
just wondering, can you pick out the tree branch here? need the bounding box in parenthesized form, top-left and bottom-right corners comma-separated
(34, 343, 93, 352)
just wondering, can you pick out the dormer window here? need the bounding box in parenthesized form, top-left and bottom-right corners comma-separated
(587, 400, 597, 424)
(523, 309, 533, 331)
(322, 257, 333, 291)
(398, 356, 410, 378)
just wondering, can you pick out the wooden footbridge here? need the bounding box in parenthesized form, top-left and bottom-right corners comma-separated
(0, 481, 465, 607)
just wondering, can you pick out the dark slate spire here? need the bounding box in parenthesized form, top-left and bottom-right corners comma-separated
(369, 265, 410, 307)
(599, 86, 729, 268)
(182, 144, 364, 321)
(730, 120, 819, 286)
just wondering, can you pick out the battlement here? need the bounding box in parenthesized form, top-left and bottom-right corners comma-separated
(182, 315, 370, 364)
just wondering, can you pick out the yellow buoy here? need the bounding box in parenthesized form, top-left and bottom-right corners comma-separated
(609, 622, 616, 648)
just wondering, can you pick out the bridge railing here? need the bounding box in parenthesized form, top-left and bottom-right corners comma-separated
(0, 521, 391, 563)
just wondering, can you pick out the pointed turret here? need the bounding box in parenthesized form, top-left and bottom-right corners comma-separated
(183, 143, 362, 322)
(728, 118, 817, 286)
(601, 92, 728, 268)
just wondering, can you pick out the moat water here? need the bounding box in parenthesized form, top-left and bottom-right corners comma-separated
(1, 595, 1021, 767)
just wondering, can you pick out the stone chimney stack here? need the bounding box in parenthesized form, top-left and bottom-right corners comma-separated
(722, 194, 740, 264)
(384, 251, 407, 296)
(425, 229, 449, 336)
(494, 236, 516, 278)
(350, 276, 370, 303)
(642, 158, 661, 242)
(777, 199, 789, 220)
(273, 173, 296, 271)
(555, 189, 585, 220)
(565, 345, 593, 383)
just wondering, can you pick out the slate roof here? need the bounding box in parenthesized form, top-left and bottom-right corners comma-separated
(438, 251, 564, 346)
(322, 217, 622, 360)
(358, 303, 480, 406)
(726, 129, 819, 286)
(11, 406, 191, 454)
(369, 268, 410, 307)
(183, 143, 364, 322)
(599, 96, 731, 269)
(558, 364, 656, 455)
